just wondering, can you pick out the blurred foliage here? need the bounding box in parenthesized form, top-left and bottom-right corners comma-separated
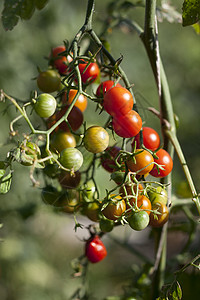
(0, 0, 200, 299)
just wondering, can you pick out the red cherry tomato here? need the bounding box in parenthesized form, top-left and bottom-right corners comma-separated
(133, 127, 160, 151)
(103, 86, 133, 117)
(127, 149, 154, 176)
(150, 149, 173, 178)
(112, 110, 142, 138)
(100, 145, 121, 173)
(62, 89, 87, 112)
(78, 60, 100, 84)
(96, 80, 122, 98)
(51, 46, 73, 75)
(85, 235, 107, 263)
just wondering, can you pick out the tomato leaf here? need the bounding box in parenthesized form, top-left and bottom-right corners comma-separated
(182, 0, 200, 26)
(0, 169, 12, 194)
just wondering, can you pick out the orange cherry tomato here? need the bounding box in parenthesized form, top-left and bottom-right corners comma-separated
(127, 149, 154, 175)
(62, 89, 87, 112)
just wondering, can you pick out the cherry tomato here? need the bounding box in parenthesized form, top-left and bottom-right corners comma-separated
(112, 110, 142, 138)
(58, 170, 81, 189)
(59, 148, 83, 172)
(50, 45, 73, 75)
(147, 186, 168, 205)
(62, 89, 87, 112)
(50, 131, 76, 153)
(37, 69, 61, 93)
(78, 60, 100, 84)
(99, 217, 114, 232)
(96, 80, 122, 98)
(81, 180, 97, 202)
(82, 202, 100, 222)
(100, 145, 121, 173)
(102, 194, 126, 220)
(41, 185, 61, 206)
(150, 149, 173, 178)
(127, 149, 154, 175)
(85, 235, 107, 263)
(58, 190, 80, 213)
(43, 163, 59, 179)
(128, 211, 149, 231)
(133, 127, 160, 151)
(34, 93, 57, 118)
(149, 202, 169, 228)
(83, 126, 109, 153)
(128, 195, 152, 215)
(103, 86, 133, 117)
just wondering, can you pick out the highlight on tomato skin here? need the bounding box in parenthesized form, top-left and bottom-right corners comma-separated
(78, 60, 100, 84)
(85, 235, 107, 263)
(133, 127, 160, 151)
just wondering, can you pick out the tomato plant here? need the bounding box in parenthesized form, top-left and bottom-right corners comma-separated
(133, 127, 160, 151)
(96, 80, 122, 98)
(58, 170, 81, 189)
(103, 86, 133, 117)
(62, 89, 87, 112)
(34, 93, 57, 118)
(128, 210, 150, 231)
(125, 194, 152, 216)
(59, 148, 83, 172)
(112, 110, 142, 138)
(127, 149, 154, 176)
(85, 235, 107, 263)
(37, 69, 61, 93)
(150, 149, 173, 178)
(78, 60, 100, 84)
(50, 131, 76, 153)
(147, 186, 168, 205)
(58, 190, 80, 213)
(83, 126, 109, 153)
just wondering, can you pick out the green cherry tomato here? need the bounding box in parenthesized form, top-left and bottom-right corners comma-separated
(50, 131, 76, 153)
(84, 126, 109, 153)
(59, 148, 83, 172)
(34, 93, 57, 118)
(82, 202, 100, 222)
(128, 211, 150, 231)
(147, 186, 168, 205)
(100, 217, 114, 232)
(81, 180, 97, 202)
(37, 69, 61, 93)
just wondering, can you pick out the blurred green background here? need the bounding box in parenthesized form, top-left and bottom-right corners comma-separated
(0, 0, 200, 299)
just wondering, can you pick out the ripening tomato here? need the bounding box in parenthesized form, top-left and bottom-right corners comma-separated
(50, 45, 73, 75)
(149, 202, 169, 227)
(78, 60, 100, 84)
(84, 126, 109, 153)
(127, 149, 154, 176)
(99, 217, 114, 232)
(85, 235, 107, 263)
(50, 131, 76, 153)
(150, 149, 173, 178)
(62, 89, 87, 112)
(58, 170, 81, 189)
(59, 148, 83, 172)
(37, 69, 61, 93)
(103, 86, 133, 117)
(133, 127, 160, 151)
(147, 186, 168, 205)
(82, 202, 100, 222)
(128, 211, 150, 231)
(127, 195, 152, 215)
(34, 93, 57, 118)
(112, 110, 142, 138)
(96, 80, 122, 98)
(41, 185, 61, 206)
(102, 194, 126, 220)
(100, 145, 121, 173)
(58, 190, 80, 213)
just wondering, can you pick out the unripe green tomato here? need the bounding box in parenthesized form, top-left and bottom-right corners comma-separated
(83, 126, 109, 153)
(59, 148, 83, 172)
(81, 180, 97, 202)
(37, 69, 61, 93)
(50, 131, 76, 153)
(100, 217, 114, 232)
(148, 186, 168, 205)
(128, 211, 150, 231)
(110, 171, 125, 185)
(34, 93, 57, 118)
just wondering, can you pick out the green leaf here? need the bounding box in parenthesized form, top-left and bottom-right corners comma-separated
(34, 0, 49, 10)
(182, 0, 200, 26)
(0, 169, 12, 194)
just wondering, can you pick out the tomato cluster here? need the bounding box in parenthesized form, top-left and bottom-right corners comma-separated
(11, 42, 174, 264)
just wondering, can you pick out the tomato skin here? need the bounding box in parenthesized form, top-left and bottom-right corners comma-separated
(150, 149, 173, 178)
(149, 202, 169, 227)
(128, 195, 152, 215)
(133, 127, 160, 151)
(128, 211, 150, 231)
(96, 80, 122, 98)
(84, 126, 109, 153)
(85, 235, 107, 263)
(62, 89, 87, 112)
(103, 87, 133, 117)
(102, 194, 126, 220)
(58, 190, 80, 213)
(100, 146, 121, 173)
(78, 61, 100, 84)
(37, 69, 61, 93)
(100, 217, 114, 232)
(82, 202, 100, 222)
(50, 131, 76, 153)
(58, 170, 81, 189)
(147, 186, 168, 205)
(112, 110, 142, 138)
(34, 93, 57, 118)
(59, 148, 83, 172)
(51, 46, 73, 75)
(127, 149, 154, 176)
